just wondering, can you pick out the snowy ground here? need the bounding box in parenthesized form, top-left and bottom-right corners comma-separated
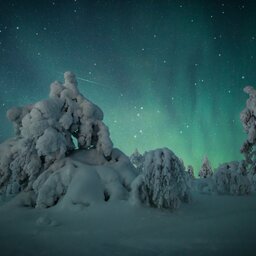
(0, 192, 256, 256)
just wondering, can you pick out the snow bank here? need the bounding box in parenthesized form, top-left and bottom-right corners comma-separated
(33, 149, 137, 208)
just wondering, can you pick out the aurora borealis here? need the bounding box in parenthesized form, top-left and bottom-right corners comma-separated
(1, 0, 256, 173)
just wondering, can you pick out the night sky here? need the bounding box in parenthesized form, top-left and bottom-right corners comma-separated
(0, 0, 256, 173)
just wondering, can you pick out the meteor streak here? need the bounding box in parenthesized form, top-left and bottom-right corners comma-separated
(57, 72, 108, 88)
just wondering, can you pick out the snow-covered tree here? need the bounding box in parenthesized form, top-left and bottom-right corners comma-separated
(187, 165, 195, 179)
(240, 86, 256, 162)
(0, 72, 120, 198)
(240, 86, 256, 190)
(130, 148, 144, 173)
(131, 148, 191, 210)
(199, 156, 213, 178)
(213, 161, 251, 195)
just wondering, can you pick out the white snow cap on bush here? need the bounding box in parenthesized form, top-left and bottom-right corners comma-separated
(199, 156, 213, 178)
(214, 161, 251, 195)
(131, 148, 191, 210)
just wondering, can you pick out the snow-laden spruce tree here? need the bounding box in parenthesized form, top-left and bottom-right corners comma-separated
(0, 72, 137, 207)
(187, 165, 195, 179)
(240, 86, 256, 190)
(130, 148, 144, 173)
(131, 148, 191, 210)
(213, 161, 251, 195)
(198, 156, 213, 178)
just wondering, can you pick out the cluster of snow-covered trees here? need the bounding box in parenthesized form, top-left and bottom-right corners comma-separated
(0, 72, 192, 210)
(195, 158, 251, 195)
(190, 85, 256, 195)
(0, 72, 256, 211)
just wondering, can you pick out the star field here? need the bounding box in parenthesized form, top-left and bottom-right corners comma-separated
(0, 0, 256, 173)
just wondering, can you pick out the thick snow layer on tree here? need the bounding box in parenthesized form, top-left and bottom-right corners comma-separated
(131, 148, 191, 209)
(194, 161, 251, 196)
(240, 87, 256, 158)
(0, 72, 142, 209)
(213, 161, 251, 195)
(240, 86, 256, 190)
(199, 156, 213, 178)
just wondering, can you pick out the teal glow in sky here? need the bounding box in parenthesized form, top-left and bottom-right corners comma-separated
(1, 0, 256, 173)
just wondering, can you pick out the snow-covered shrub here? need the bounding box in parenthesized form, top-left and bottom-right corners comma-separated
(199, 156, 213, 178)
(131, 148, 191, 210)
(0, 71, 113, 196)
(130, 148, 144, 173)
(213, 161, 251, 195)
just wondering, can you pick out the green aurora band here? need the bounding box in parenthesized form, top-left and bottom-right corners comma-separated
(1, 1, 256, 174)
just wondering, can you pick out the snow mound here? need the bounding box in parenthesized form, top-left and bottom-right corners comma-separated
(36, 216, 59, 227)
(131, 148, 191, 210)
(33, 149, 137, 208)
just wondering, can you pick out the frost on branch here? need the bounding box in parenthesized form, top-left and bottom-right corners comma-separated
(198, 156, 213, 178)
(213, 161, 251, 195)
(0, 71, 113, 196)
(131, 148, 191, 210)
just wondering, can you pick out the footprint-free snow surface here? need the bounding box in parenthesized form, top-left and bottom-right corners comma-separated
(0, 192, 256, 256)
